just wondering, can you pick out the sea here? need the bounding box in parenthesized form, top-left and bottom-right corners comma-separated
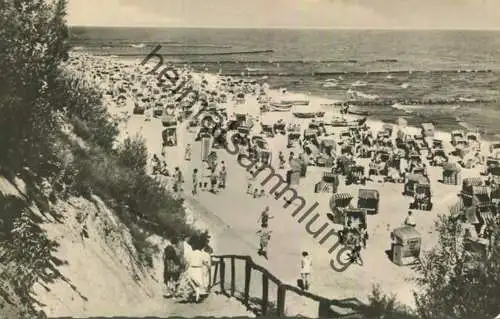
(70, 27, 500, 139)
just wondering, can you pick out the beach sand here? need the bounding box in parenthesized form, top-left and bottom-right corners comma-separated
(75, 54, 490, 316)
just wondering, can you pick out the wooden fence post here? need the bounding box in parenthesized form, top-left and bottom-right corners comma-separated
(261, 272, 269, 316)
(318, 299, 331, 318)
(230, 257, 236, 296)
(212, 259, 219, 287)
(244, 257, 252, 305)
(277, 285, 286, 317)
(219, 259, 226, 293)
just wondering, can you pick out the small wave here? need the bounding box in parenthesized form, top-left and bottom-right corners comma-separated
(322, 78, 339, 88)
(351, 80, 368, 87)
(385, 74, 393, 79)
(110, 49, 274, 57)
(130, 43, 145, 48)
(347, 89, 378, 100)
(391, 103, 408, 111)
(392, 103, 461, 113)
(246, 67, 266, 72)
(458, 97, 477, 102)
(400, 83, 410, 89)
(322, 82, 337, 88)
(339, 98, 484, 107)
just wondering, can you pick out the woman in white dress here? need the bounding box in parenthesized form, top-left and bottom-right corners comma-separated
(186, 247, 211, 302)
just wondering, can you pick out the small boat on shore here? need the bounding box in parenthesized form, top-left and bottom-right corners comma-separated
(287, 100, 310, 106)
(270, 102, 293, 112)
(274, 91, 310, 106)
(326, 117, 349, 127)
(293, 112, 326, 119)
(326, 116, 366, 127)
(347, 110, 371, 116)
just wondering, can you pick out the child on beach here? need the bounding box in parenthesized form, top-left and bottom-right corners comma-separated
(185, 144, 192, 161)
(300, 251, 312, 290)
(257, 228, 272, 259)
(404, 211, 416, 227)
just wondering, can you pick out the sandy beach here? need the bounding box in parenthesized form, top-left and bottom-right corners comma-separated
(67, 52, 495, 316)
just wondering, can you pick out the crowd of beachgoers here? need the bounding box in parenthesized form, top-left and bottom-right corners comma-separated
(64, 51, 500, 309)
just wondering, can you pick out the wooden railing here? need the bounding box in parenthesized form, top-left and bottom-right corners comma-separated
(211, 254, 368, 318)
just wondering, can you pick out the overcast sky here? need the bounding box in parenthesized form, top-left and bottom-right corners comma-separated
(67, 0, 500, 30)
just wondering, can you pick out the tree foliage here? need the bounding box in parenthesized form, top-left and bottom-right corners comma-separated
(413, 215, 500, 319)
(0, 0, 70, 175)
(366, 285, 416, 318)
(1, 1, 201, 317)
(117, 135, 148, 175)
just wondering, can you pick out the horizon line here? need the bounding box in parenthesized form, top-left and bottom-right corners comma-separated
(68, 25, 500, 31)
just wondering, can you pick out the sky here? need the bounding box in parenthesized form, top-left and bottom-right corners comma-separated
(67, 0, 500, 30)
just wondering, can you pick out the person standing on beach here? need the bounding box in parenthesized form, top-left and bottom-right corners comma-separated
(247, 169, 256, 195)
(210, 168, 218, 193)
(278, 151, 285, 169)
(218, 161, 227, 189)
(192, 168, 199, 195)
(300, 251, 312, 290)
(349, 237, 362, 264)
(257, 228, 272, 259)
(359, 225, 368, 249)
(174, 167, 184, 194)
(185, 144, 192, 161)
(258, 206, 273, 228)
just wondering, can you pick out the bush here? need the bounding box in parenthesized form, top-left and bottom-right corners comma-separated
(0, 0, 70, 175)
(117, 135, 148, 175)
(366, 285, 415, 318)
(56, 77, 119, 150)
(70, 116, 92, 140)
(413, 216, 500, 319)
(1, 1, 70, 315)
(70, 144, 199, 242)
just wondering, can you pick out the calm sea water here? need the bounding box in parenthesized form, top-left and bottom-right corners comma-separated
(70, 27, 500, 138)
